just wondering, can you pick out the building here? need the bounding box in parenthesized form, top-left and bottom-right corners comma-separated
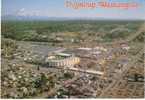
(45, 53, 80, 67)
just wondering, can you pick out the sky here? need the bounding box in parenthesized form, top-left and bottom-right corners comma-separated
(2, 0, 145, 20)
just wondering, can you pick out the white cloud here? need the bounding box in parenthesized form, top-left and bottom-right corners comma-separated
(19, 8, 25, 12)
(16, 8, 40, 16)
(16, 8, 27, 16)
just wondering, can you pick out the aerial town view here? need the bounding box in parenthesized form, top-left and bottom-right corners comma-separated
(1, 0, 145, 99)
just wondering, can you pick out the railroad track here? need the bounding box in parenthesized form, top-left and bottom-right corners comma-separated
(99, 24, 144, 97)
(99, 48, 144, 97)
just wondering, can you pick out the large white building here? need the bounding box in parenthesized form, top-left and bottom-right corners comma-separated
(45, 53, 80, 67)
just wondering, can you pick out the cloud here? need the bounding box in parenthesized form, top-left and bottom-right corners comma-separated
(16, 8, 27, 16)
(16, 8, 40, 16)
(19, 8, 25, 12)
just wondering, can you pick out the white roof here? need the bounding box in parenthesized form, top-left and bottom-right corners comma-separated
(56, 53, 71, 57)
(78, 47, 92, 51)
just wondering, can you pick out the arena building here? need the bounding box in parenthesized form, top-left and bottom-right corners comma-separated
(45, 53, 80, 67)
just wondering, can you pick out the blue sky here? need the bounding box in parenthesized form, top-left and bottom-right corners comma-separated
(2, 0, 145, 20)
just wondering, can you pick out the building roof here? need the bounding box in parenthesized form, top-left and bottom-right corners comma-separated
(56, 53, 71, 57)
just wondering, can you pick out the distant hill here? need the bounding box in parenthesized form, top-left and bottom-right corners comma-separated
(2, 15, 144, 21)
(1, 15, 72, 21)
